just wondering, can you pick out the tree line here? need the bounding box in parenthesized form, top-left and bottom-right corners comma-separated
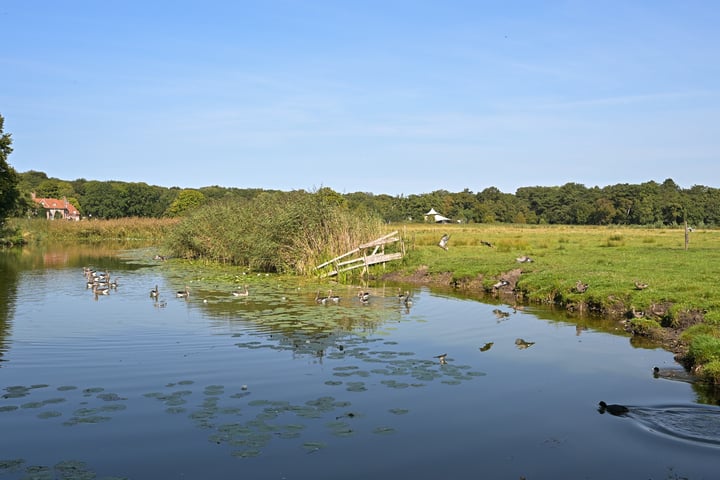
(2, 114, 719, 227)
(10, 171, 720, 227)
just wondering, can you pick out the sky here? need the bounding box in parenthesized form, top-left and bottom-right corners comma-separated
(1, 1, 719, 196)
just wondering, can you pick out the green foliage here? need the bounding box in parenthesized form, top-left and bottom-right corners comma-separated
(687, 334, 720, 365)
(165, 189, 206, 217)
(166, 190, 383, 274)
(0, 114, 20, 223)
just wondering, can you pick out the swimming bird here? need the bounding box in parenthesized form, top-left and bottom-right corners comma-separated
(92, 283, 110, 296)
(479, 342, 494, 352)
(232, 285, 249, 297)
(176, 286, 190, 298)
(598, 401, 629, 416)
(397, 289, 410, 300)
(434, 353, 448, 365)
(358, 291, 370, 303)
(438, 234, 450, 251)
(109, 277, 119, 289)
(574, 280, 589, 293)
(514, 338, 535, 349)
(315, 290, 329, 304)
(653, 366, 695, 383)
(327, 290, 340, 303)
(150, 285, 159, 298)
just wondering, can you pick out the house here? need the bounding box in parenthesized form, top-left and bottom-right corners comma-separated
(424, 208, 452, 223)
(31, 192, 81, 221)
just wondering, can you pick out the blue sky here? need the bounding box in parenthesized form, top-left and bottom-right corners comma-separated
(2, 1, 719, 195)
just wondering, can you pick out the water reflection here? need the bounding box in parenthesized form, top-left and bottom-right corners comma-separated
(1, 245, 720, 480)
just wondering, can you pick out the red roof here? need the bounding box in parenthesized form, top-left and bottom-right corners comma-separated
(32, 196, 80, 215)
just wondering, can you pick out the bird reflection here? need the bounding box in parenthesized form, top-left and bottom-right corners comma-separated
(514, 338, 535, 349)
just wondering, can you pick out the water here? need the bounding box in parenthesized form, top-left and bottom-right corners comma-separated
(0, 245, 719, 480)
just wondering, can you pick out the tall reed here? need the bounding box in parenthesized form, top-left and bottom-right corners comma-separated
(166, 191, 383, 274)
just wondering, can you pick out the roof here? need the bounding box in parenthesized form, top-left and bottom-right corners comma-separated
(32, 196, 80, 215)
(425, 208, 439, 215)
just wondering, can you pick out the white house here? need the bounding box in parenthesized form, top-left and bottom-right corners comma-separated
(424, 208, 452, 223)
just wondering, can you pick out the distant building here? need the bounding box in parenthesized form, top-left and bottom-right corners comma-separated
(424, 208, 452, 223)
(31, 192, 80, 221)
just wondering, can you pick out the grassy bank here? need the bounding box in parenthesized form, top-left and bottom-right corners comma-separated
(387, 223, 720, 383)
(5, 217, 178, 244)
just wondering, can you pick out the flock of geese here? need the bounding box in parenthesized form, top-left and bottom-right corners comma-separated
(315, 287, 413, 309)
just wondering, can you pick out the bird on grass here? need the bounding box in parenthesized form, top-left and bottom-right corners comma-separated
(516, 255, 533, 263)
(438, 234, 450, 251)
(176, 286, 190, 298)
(598, 401, 629, 416)
(574, 281, 589, 293)
(634, 281, 649, 290)
(492, 279, 510, 289)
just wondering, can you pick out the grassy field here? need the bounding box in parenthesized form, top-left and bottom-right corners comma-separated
(388, 223, 720, 382)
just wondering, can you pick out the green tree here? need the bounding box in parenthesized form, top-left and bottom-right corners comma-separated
(0, 114, 20, 223)
(165, 189, 206, 217)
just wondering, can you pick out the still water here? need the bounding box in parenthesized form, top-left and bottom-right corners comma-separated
(1, 245, 719, 480)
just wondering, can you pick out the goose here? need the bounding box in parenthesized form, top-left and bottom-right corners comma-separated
(92, 283, 110, 296)
(438, 234, 450, 251)
(492, 279, 510, 289)
(315, 290, 329, 304)
(109, 277, 119, 289)
(327, 290, 340, 303)
(598, 401, 629, 416)
(150, 285, 159, 298)
(574, 280, 589, 293)
(397, 289, 410, 301)
(232, 285, 249, 297)
(176, 286, 190, 298)
(516, 255, 533, 263)
(434, 353, 448, 365)
(634, 281, 649, 290)
(358, 291, 370, 303)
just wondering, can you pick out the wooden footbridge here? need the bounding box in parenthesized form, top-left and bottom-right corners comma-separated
(315, 231, 405, 278)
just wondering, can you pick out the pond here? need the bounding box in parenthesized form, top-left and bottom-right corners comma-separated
(0, 245, 719, 480)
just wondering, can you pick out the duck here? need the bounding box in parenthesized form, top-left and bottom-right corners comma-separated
(434, 353, 448, 365)
(598, 401, 629, 416)
(514, 338, 535, 349)
(232, 285, 249, 297)
(176, 286, 190, 298)
(150, 285, 159, 298)
(438, 234, 450, 251)
(574, 280, 589, 293)
(358, 291, 370, 303)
